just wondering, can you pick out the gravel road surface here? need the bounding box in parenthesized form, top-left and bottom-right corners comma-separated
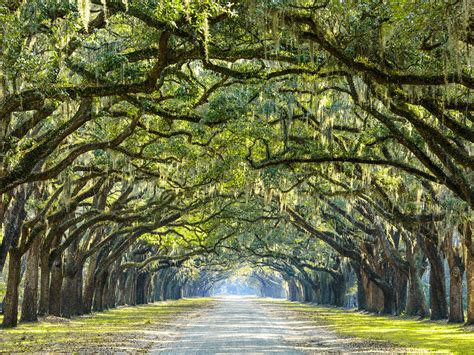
(152, 296, 407, 354)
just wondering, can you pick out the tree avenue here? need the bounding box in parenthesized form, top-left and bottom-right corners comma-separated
(0, 0, 472, 333)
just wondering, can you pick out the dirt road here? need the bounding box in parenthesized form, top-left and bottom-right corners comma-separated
(152, 296, 404, 354)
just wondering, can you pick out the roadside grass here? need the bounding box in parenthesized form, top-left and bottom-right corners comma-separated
(0, 274, 5, 300)
(279, 300, 473, 353)
(0, 298, 213, 353)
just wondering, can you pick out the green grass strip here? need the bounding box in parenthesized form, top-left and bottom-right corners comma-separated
(0, 298, 213, 353)
(281, 301, 474, 353)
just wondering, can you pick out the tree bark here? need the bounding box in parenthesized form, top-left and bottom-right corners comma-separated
(287, 278, 298, 301)
(20, 236, 41, 322)
(117, 271, 127, 305)
(331, 274, 346, 307)
(105, 273, 116, 309)
(428, 262, 448, 320)
(154, 271, 164, 301)
(446, 230, 464, 323)
(125, 269, 137, 305)
(464, 223, 474, 325)
(405, 243, 429, 318)
(93, 270, 108, 312)
(61, 271, 78, 318)
(75, 264, 84, 315)
(467, 249, 474, 325)
(420, 231, 448, 320)
(101, 273, 110, 311)
(354, 263, 367, 310)
(395, 272, 408, 315)
(38, 245, 52, 316)
(448, 265, 464, 323)
(136, 272, 145, 304)
(2, 249, 22, 327)
(406, 269, 429, 318)
(381, 287, 396, 315)
(82, 253, 98, 314)
(0, 187, 28, 273)
(49, 256, 63, 316)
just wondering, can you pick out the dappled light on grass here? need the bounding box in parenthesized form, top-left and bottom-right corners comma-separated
(279, 300, 474, 353)
(0, 298, 213, 353)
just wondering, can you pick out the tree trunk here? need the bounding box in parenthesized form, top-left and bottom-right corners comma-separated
(381, 287, 395, 315)
(0, 187, 28, 273)
(395, 272, 408, 315)
(101, 275, 110, 311)
(421, 232, 448, 320)
(160, 269, 174, 301)
(174, 284, 182, 299)
(428, 264, 448, 320)
(75, 264, 84, 315)
(117, 271, 127, 305)
(82, 282, 94, 314)
(21, 237, 41, 322)
(93, 271, 108, 312)
(2, 249, 22, 327)
(144, 273, 152, 304)
(448, 266, 464, 323)
(287, 279, 298, 301)
(61, 242, 81, 318)
(126, 269, 137, 305)
(302, 282, 313, 303)
(446, 229, 465, 323)
(360, 267, 386, 313)
(105, 263, 120, 309)
(165, 276, 174, 300)
(405, 245, 429, 318)
(464, 222, 474, 325)
(61, 272, 77, 318)
(106, 270, 118, 309)
(406, 270, 429, 318)
(153, 272, 164, 301)
(467, 248, 474, 325)
(354, 263, 367, 310)
(82, 254, 98, 314)
(363, 270, 393, 314)
(49, 256, 63, 316)
(136, 272, 145, 304)
(38, 248, 51, 316)
(331, 274, 346, 307)
(146, 273, 154, 302)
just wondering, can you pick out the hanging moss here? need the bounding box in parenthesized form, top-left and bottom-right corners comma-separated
(77, 0, 91, 30)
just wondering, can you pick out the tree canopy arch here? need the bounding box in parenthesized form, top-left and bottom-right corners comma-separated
(0, 0, 472, 329)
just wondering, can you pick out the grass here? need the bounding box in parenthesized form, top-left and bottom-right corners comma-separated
(279, 300, 474, 354)
(0, 275, 5, 300)
(0, 298, 214, 353)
